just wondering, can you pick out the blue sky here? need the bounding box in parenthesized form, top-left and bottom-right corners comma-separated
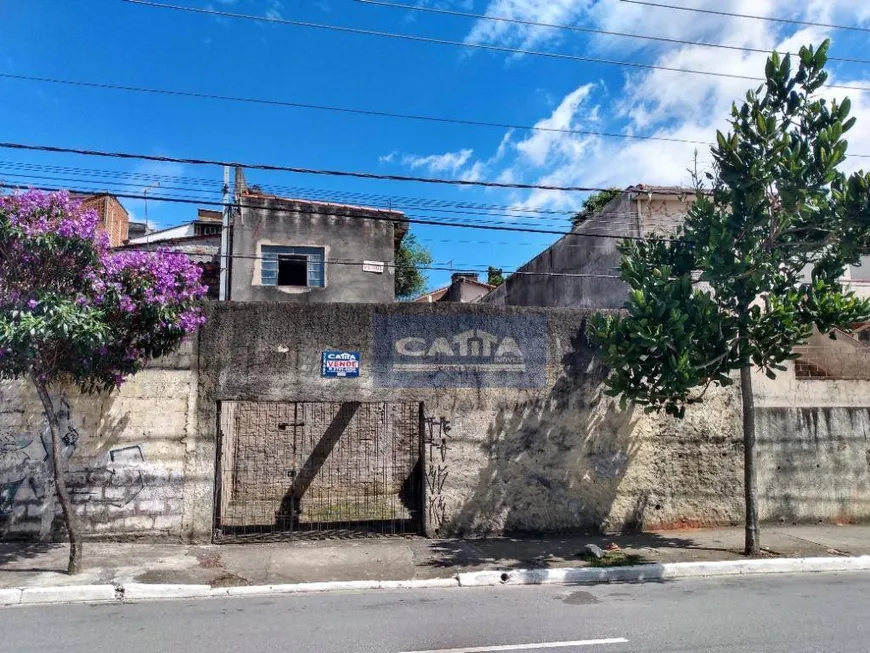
(2, 0, 870, 291)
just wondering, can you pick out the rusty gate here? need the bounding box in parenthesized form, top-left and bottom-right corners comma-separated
(215, 401, 423, 541)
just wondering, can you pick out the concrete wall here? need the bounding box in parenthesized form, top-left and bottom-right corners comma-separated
(230, 195, 404, 303)
(481, 192, 692, 309)
(3, 301, 868, 543)
(0, 345, 200, 541)
(482, 194, 636, 309)
(754, 362, 870, 524)
(196, 302, 870, 538)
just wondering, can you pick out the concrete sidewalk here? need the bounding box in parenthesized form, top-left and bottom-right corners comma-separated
(1, 524, 868, 589)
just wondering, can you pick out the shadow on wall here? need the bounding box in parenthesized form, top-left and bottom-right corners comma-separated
(448, 322, 644, 537)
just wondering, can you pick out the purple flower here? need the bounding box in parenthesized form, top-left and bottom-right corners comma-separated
(27, 299, 38, 309)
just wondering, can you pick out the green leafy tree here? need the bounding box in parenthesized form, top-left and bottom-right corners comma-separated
(572, 188, 621, 228)
(395, 233, 433, 300)
(487, 266, 505, 287)
(591, 41, 870, 555)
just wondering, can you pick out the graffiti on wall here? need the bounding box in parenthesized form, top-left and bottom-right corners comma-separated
(0, 397, 151, 537)
(424, 416, 451, 533)
(0, 397, 78, 537)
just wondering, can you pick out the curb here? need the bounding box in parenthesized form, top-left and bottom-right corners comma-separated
(3, 556, 870, 607)
(456, 555, 870, 587)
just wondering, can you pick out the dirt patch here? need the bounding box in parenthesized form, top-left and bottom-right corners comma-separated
(211, 572, 250, 588)
(195, 552, 224, 569)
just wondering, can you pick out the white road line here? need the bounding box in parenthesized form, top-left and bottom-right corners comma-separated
(399, 638, 629, 653)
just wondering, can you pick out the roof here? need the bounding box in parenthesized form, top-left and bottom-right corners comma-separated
(115, 233, 220, 264)
(413, 277, 495, 303)
(414, 286, 449, 303)
(240, 191, 407, 220)
(240, 190, 410, 247)
(71, 191, 131, 216)
(625, 185, 702, 199)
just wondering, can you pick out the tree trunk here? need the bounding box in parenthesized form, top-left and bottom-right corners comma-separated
(740, 365, 760, 556)
(30, 372, 82, 575)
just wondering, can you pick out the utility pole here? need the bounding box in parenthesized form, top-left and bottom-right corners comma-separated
(219, 166, 231, 301)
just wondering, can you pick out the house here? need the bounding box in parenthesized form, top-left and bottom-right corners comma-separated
(126, 221, 151, 241)
(229, 169, 409, 303)
(120, 208, 222, 299)
(126, 208, 224, 245)
(74, 192, 131, 248)
(481, 183, 870, 379)
(482, 184, 870, 308)
(414, 272, 494, 303)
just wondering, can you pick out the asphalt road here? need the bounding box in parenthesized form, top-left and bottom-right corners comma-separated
(3, 573, 870, 653)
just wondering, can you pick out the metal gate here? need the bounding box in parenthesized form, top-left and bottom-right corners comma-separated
(215, 401, 423, 541)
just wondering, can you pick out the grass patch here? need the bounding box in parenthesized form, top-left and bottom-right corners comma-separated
(583, 551, 645, 567)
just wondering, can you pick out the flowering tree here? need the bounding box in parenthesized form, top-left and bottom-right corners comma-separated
(0, 190, 206, 573)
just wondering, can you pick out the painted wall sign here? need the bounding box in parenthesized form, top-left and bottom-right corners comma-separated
(373, 314, 547, 388)
(321, 351, 361, 378)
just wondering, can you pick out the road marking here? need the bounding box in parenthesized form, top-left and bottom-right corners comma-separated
(400, 638, 629, 653)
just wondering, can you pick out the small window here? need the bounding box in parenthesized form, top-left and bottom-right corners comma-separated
(261, 246, 325, 288)
(277, 255, 308, 287)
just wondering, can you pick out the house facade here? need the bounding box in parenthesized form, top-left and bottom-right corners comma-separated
(229, 171, 408, 303)
(414, 272, 495, 303)
(482, 184, 870, 308)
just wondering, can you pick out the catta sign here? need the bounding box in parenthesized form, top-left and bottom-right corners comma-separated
(373, 314, 547, 387)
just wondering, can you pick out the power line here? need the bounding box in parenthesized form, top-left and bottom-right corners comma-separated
(0, 168, 686, 235)
(0, 161, 714, 231)
(618, 0, 870, 34)
(355, 0, 870, 65)
(4, 182, 678, 242)
(4, 73, 867, 158)
(0, 72, 715, 150)
(199, 254, 623, 280)
(0, 159, 584, 215)
(0, 141, 611, 193)
(120, 0, 870, 92)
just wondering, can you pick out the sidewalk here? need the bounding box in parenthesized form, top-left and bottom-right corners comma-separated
(1, 524, 868, 589)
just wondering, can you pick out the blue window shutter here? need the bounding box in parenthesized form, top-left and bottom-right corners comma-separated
(261, 245, 326, 287)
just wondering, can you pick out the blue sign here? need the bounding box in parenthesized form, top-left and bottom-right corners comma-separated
(321, 351, 361, 378)
(374, 314, 547, 388)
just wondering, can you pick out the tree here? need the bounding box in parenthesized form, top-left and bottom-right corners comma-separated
(487, 266, 505, 287)
(572, 188, 621, 228)
(590, 41, 870, 555)
(0, 190, 207, 573)
(395, 232, 433, 299)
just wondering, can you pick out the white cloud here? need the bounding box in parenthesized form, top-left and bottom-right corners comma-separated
(379, 151, 398, 164)
(393, 1, 870, 211)
(465, 0, 591, 51)
(402, 149, 475, 175)
(516, 84, 595, 166)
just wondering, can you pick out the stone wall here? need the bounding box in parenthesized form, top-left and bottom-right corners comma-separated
(0, 346, 197, 541)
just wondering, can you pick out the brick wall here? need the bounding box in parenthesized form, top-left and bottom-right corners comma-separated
(80, 194, 130, 248)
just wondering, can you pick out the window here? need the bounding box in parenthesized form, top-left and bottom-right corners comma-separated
(195, 223, 222, 236)
(261, 246, 325, 288)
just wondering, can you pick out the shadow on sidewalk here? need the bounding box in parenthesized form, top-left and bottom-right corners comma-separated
(422, 530, 735, 572)
(0, 541, 65, 573)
